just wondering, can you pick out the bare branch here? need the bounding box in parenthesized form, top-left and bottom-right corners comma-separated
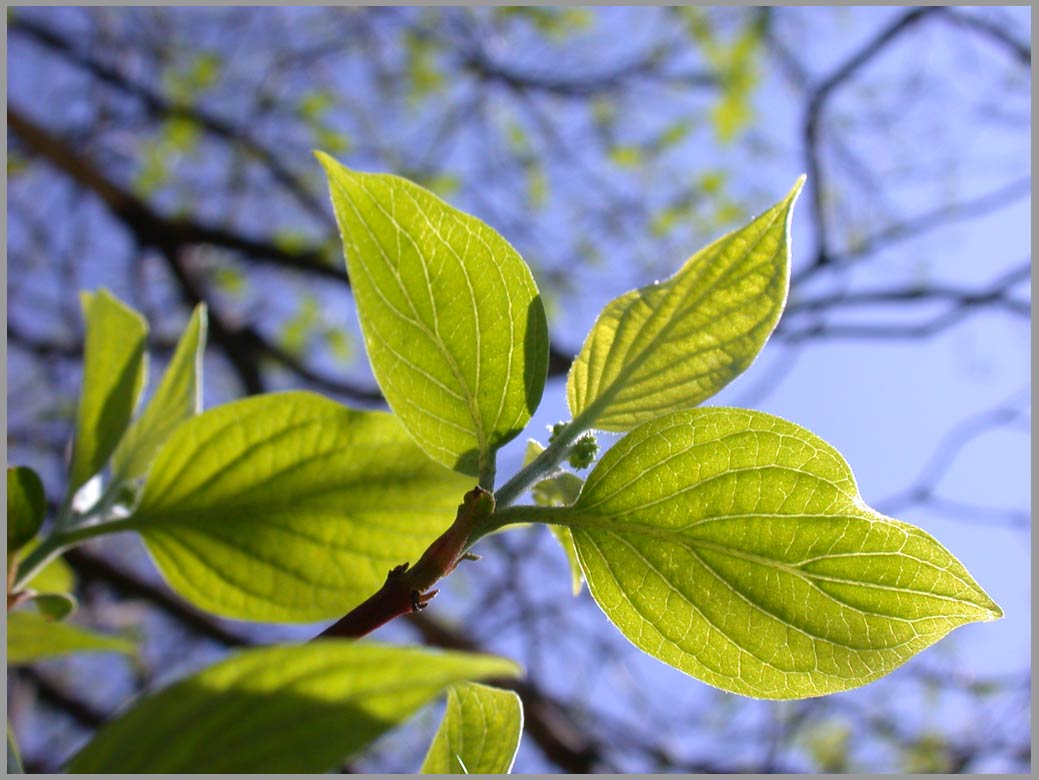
(802, 8, 944, 268)
(10, 15, 335, 227)
(941, 9, 1031, 64)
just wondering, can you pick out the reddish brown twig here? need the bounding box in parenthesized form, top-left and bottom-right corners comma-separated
(315, 486, 494, 640)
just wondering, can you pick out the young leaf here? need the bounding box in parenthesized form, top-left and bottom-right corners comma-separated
(68, 642, 520, 773)
(8, 612, 133, 664)
(68, 290, 149, 495)
(8, 466, 45, 553)
(547, 527, 583, 597)
(20, 544, 75, 594)
(126, 392, 471, 622)
(111, 304, 207, 481)
(543, 408, 1002, 699)
(420, 682, 523, 774)
(30, 593, 77, 621)
(318, 154, 549, 482)
(525, 440, 585, 595)
(532, 472, 584, 507)
(567, 178, 804, 431)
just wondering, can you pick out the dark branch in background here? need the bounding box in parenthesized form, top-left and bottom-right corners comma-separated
(14, 668, 110, 730)
(159, 244, 266, 394)
(795, 176, 1031, 285)
(461, 47, 718, 97)
(878, 389, 1030, 528)
(10, 15, 335, 228)
(802, 7, 942, 270)
(941, 9, 1031, 64)
(8, 105, 384, 400)
(8, 105, 575, 394)
(7, 322, 99, 360)
(780, 260, 1032, 342)
(64, 549, 252, 648)
(6, 107, 346, 283)
(787, 263, 1029, 317)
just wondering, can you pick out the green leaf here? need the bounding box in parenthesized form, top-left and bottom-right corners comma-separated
(111, 304, 207, 481)
(127, 391, 471, 621)
(545, 408, 1002, 699)
(420, 682, 523, 774)
(317, 154, 549, 481)
(523, 440, 585, 594)
(68, 289, 148, 495)
(548, 527, 583, 597)
(31, 593, 77, 621)
(532, 473, 584, 507)
(8, 466, 45, 553)
(68, 642, 520, 773)
(567, 178, 804, 432)
(8, 612, 133, 664)
(22, 546, 75, 594)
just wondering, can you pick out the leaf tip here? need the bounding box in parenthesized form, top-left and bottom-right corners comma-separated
(786, 173, 807, 204)
(311, 148, 335, 166)
(981, 596, 1004, 622)
(313, 149, 349, 180)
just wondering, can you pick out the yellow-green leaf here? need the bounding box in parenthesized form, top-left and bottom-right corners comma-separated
(30, 593, 77, 621)
(127, 392, 471, 622)
(68, 642, 520, 773)
(21, 544, 75, 594)
(111, 304, 207, 481)
(543, 408, 1002, 699)
(68, 290, 148, 495)
(8, 612, 133, 664)
(420, 682, 523, 774)
(567, 178, 804, 431)
(318, 155, 549, 482)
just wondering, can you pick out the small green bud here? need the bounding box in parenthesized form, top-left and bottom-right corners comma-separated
(568, 434, 599, 470)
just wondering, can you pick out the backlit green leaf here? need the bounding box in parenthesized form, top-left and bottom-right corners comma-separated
(8, 612, 133, 664)
(567, 179, 804, 431)
(68, 642, 520, 773)
(21, 546, 75, 594)
(8, 466, 45, 553)
(127, 392, 471, 621)
(541, 408, 1002, 699)
(68, 290, 148, 495)
(532, 473, 584, 507)
(111, 304, 207, 481)
(420, 682, 523, 774)
(318, 155, 549, 482)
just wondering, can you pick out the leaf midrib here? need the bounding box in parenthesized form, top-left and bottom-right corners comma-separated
(581, 205, 784, 417)
(563, 510, 993, 613)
